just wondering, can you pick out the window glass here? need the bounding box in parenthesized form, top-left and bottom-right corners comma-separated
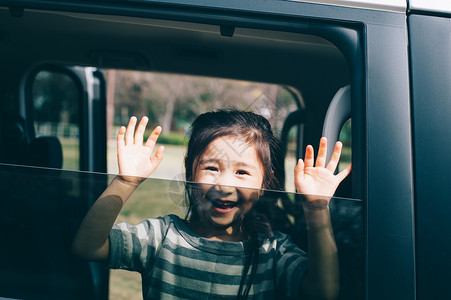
(32, 70, 81, 170)
(110, 177, 363, 300)
(0, 165, 105, 299)
(0, 163, 362, 300)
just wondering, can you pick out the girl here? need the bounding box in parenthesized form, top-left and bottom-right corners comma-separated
(73, 109, 351, 299)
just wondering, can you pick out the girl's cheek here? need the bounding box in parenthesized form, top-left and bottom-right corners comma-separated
(237, 187, 260, 203)
(205, 173, 218, 183)
(197, 172, 217, 184)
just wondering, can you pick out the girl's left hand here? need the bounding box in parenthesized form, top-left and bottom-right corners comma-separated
(294, 137, 351, 202)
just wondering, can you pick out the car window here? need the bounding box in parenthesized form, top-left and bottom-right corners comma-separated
(1, 5, 361, 298)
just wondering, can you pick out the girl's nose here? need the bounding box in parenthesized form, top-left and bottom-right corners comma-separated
(216, 183, 235, 194)
(207, 182, 237, 201)
(215, 173, 236, 193)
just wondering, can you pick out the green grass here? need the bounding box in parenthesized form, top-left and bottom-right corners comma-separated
(143, 130, 187, 146)
(110, 270, 142, 300)
(59, 137, 79, 170)
(115, 178, 186, 224)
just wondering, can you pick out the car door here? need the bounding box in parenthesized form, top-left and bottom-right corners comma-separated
(0, 1, 420, 299)
(408, 1, 451, 298)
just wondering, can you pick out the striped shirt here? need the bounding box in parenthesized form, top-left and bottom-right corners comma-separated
(109, 214, 308, 299)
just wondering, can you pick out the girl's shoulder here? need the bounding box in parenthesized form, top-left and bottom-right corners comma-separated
(112, 214, 181, 236)
(140, 214, 183, 228)
(161, 213, 183, 224)
(156, 214, 185, 235)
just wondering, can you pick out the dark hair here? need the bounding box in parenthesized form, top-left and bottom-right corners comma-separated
(184, 109, 282, 299)
(185, 109, 282, 190)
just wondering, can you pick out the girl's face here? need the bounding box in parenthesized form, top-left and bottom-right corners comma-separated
(193, 136, 265, 231)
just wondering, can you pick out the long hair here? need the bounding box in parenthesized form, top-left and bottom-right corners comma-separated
(184, 109, 282, 298)
(185, 109, 281, 189)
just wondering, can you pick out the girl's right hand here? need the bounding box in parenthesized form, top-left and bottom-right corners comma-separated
(294, 137, 351, 204)
(116, 116, 164, 186)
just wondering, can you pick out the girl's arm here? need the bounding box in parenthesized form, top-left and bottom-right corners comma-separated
(294, 137, 351, 300)
(72, 116, 164, 261)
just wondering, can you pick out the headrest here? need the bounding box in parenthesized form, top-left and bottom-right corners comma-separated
(28, 136, 63, 169)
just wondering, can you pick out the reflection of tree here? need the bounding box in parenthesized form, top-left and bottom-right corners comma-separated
(33, 69, 298, 137)
(33, 71, 80, 124)
(109, 70, 297, 133)
(113, 71, 148, 124)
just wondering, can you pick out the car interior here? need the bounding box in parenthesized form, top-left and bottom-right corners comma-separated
(0, 6, 363, 300)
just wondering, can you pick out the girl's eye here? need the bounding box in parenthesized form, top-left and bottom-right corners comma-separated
(205, 166, 218, 172)
(236, 170, 250, 175)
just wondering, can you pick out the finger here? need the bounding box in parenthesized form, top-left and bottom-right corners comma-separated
(326, 141, 343, 172)
(294, 158, 305, 178)
(294, 159, 305, 192)
(134, 116, 148, 145)
(117, 126, 126, 151)
(304, 145, 314, 168)
(315, 137, 327, 168)
(151, 146, 165, 170)
(336, 163, 352, 183)
(145, 126, 162, 149)
(125, 116, 137, 145)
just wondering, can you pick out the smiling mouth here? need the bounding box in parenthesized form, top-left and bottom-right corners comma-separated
(210, 199, 238, 209)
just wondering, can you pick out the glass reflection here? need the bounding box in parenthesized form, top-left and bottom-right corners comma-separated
(0, 164, 363, 300)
